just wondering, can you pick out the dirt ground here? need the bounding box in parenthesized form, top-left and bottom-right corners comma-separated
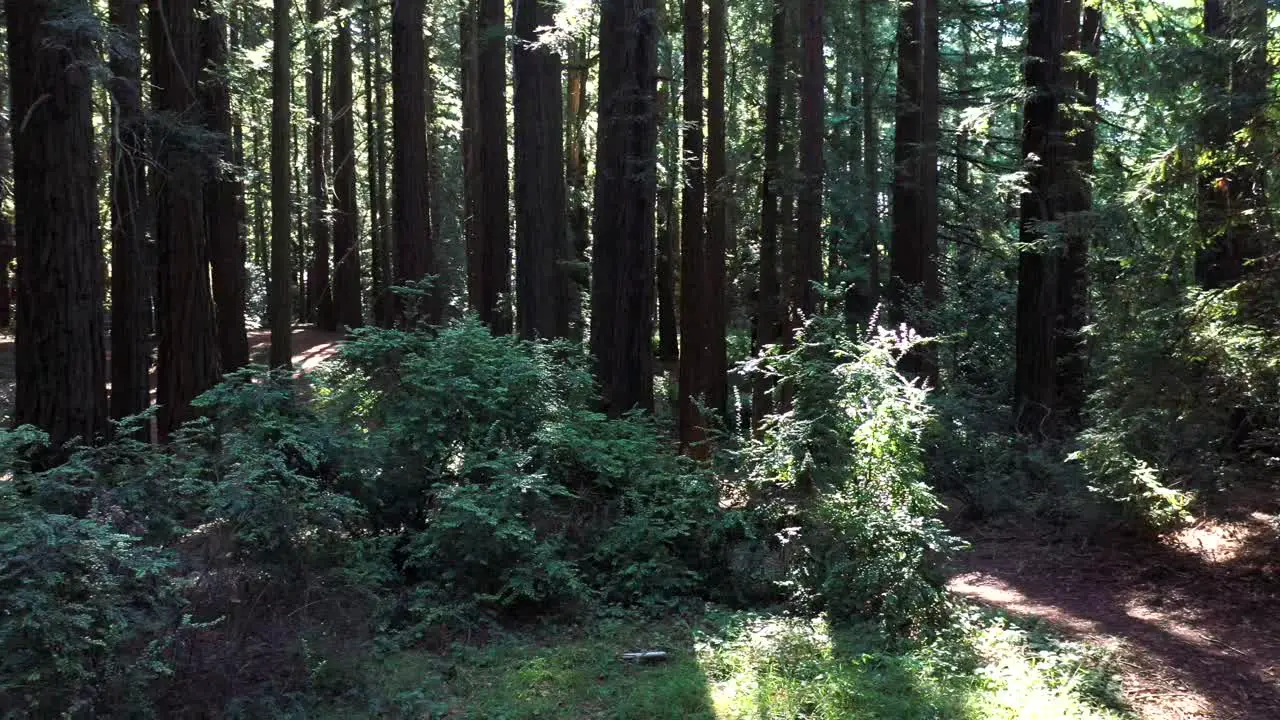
(948, 488, 1280, 719)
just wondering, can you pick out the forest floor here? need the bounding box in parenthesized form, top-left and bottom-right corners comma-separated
(947, 486, 1280, 720)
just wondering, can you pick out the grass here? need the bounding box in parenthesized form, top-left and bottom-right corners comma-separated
(315, 604, 1131, 719)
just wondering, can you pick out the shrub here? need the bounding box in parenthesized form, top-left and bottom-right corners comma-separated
(742, 316, 963, 629)
(0, 475, 182, 718)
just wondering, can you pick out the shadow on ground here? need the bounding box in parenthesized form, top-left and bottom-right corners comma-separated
(949, 493, 1280, 719)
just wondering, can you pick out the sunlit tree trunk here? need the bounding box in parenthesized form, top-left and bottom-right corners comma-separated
(331, 0, 363, 329)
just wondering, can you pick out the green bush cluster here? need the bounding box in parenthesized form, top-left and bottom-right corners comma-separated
(743, 316, 963, 630)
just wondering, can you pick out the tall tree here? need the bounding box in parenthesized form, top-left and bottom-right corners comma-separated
(365, 4, 385, 326)
(513, 0, 571, 340)
(889, 0, 940, 382)
(108, 0, 150, 424)
(308, 0, 334, 330)
(1013, 0, 1066, 435)
(852, 0, 880, 321)
(678, 0, 708, 446)
(705, 0, 729, 421)
(151, 0, 222, 436)
(1196, 0, 1269, 289)
(331, 0, 363, 329)
(752, 0, 787, 430)
(1055, 0, 1101, 427)
(202, 9, 250, 371)
(371, 4, 393, 327)
(470, 0, 513, 332)
(591, 0, 660, 415)
(0, 29, 11, 332)
(655, 2, 679, 363)
(792, 0, 825, 323)
(269, 0, 294, 368)
(392, 0, 438, 324)
(7, 0, 108, 446)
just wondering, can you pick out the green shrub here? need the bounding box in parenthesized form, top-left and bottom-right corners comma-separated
(743, 317, 963, 629)
(0, 478, 182, 718)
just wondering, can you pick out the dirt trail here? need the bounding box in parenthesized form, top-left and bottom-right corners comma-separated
(948, 494, 1280, 719)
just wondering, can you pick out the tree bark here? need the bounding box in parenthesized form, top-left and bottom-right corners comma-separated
(1055, 0, 1100, 427)
(1014, 0, 1066, 435)
(372, 4, 393, 327)
(470, 0, 513, 332)
(269, 0, 294, 368)
(591, 0, 660, 416)
(889, 0, 940, 383)
(392, 0, 438, 324)
(331, 0, 363, 329)
(854, 0, 880, 322)
(706, 0, 729, 422)
(678, 0, 708, 447)
(752, 0, 787, 431)
(514, 0, 571, 340)
(7, 0, 108, 447)
(151, 0, 223, 436)
(108, 0, 151, 425)
(655, 8, 679, 364)
(0, 33, 11, 332)
(308, 0, 334, 330)
(793, 0, 825, 324)
(202, 9, 250, 371)
(365, 4, 385, 326)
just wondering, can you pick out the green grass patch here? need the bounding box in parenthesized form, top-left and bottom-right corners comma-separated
(318, 606, 1131, 719)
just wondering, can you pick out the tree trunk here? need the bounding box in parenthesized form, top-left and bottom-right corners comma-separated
(392, 0, 438, 324)
(151, 0, 222, 436)
(108, 0, 151, 425)
(0, 34, 11, 332)
(678, 0, 707, 447)
(372, 5, 393, 327)
(706, 0, 729, 423)
(331, 0, 363, 329)
(1014, 0, 1066, 435)
(7, 0, 108, 447)
(269, 0, 294, 368)
(514, 0, 571, 340)
(365, 5, 385, 326)
(202, 9, 250, 371)
(856, 0, 880, 323)
(752, 0, 787, 431)
(591, 0, 660, 416)
(889, 0, 940, 383)
(1055, 0, 1100, 427)
(793, 0, 825, 324)
(655, 10, 679, 363)
(470, 0, 513, 332)
(308, 0, 334, 330)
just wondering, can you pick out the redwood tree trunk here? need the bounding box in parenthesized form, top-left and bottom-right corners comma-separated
(331, 1, 363, 329)
(202, 10, 250, 371)
(308, 0, 334, 330)
(591, 0, 660, 415)
(109, 0, 151, 424)
(678, 0, 708, 447)
(752, 0, 787, 431)
(7, 0, 108, 447)
(151, 0, 222, 436)
(372, 6, 393, 327)
(566, 39, 591, 337)
(793, 0, 825, 323)
(514, 0, 571, 340)
(472, 0, 513, 332)
(269, 0, 294, 368)
(365, 5, 385, 326)
(889, 0, 940, 382)
(655, 11, 679, 364)
(706, 0, 729, 423)
(1014, 0, 1066, 435)
(392, 0, 438, 324)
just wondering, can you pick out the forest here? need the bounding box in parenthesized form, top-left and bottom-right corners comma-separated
(2, 0, 1278, 717)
